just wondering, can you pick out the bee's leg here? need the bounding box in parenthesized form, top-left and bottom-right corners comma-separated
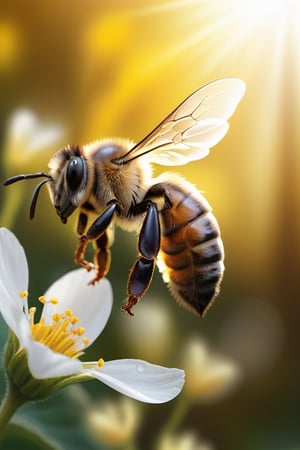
(75, 212, 94, 271)
(89, 229, 113, 285)
(75, 202, 119, 282)
(75, 235, 94, 272)
(122, 201, 160, 315)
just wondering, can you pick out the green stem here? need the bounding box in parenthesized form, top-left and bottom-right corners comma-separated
(154, 394, 190, 449)
(162, 394, 189, 435)
(0, 384, 26, 439)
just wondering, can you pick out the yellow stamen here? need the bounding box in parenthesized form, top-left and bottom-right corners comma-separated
(75, 327, 85, 336)
(52, 313, 61, 322)
(29, 294, 102, 362)
(29, 307, 36, 326)
(97, 358, 105, 368)
(31, 318, 48, 341)
(19, 290, 28, 299)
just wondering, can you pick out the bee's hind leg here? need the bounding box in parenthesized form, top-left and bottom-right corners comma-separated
(122, 201, 160, 315)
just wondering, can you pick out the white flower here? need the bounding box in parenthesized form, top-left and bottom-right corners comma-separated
(182, 337, 240, 402)
(86, 397, 140, 446)
(2, 110, 64, 229)
(5, 109, 63, 166)
(158, 431, 214, 450)
(0, 228, 185, 404)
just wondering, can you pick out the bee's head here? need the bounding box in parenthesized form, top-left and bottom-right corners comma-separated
(4, 145, 92, 224)
(47, 145, 92, 223)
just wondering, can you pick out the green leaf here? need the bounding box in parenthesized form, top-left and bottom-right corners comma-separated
(11, 385, 105, 450)
(2, 422, 57, 450)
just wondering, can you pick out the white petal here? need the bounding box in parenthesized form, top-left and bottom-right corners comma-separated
(42, 268, 112, 346)
(0, 228, 29, 301)
(85, 359, 185, 404)
(23, 333, 82, 379)
(0, 229, 29, 337)
(0, 292, 29, 341)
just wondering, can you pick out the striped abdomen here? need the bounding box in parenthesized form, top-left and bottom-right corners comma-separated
(154, 177, 224, 317)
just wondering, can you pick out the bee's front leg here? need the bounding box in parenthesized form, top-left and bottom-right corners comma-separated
(75, 202, 119, 283)
(89, 232, 112, 285)
(75, 234, 94, 272)
(122, 201, 160, 315)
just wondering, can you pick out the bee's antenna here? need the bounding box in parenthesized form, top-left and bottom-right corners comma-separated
(3, 172, 51, 186)
(29, 178, 50, 219)
(4, 172, 52, 219)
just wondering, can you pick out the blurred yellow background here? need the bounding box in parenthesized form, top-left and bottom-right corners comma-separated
(1, 0, 300, 449)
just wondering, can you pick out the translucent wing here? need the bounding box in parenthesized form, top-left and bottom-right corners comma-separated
(113, 78, 245, 166)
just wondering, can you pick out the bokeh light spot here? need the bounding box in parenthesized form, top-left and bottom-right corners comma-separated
(0, 20, 21, 70)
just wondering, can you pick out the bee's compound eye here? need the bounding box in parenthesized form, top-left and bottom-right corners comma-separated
(66, 156, 84, 191)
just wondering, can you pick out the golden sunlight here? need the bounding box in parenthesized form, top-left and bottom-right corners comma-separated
(227, 0, 298, 22)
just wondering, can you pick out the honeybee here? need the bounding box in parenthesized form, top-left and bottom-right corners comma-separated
(4, 78, 245, 317)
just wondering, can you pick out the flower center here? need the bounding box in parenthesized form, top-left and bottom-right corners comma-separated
(24, 293, 90, 359)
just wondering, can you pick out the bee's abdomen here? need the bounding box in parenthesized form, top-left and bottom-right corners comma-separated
(156, 180, 224, 317)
